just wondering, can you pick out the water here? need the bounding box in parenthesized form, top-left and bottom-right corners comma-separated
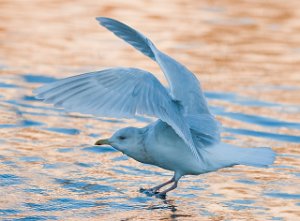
(1, 0, 300, 220)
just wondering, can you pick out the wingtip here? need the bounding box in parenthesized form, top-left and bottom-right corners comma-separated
(95, 17, 114, 24)
(95, 17, 104, 21)
(32, 92, 42, 100)
(32, 93, 43, 100)
(32, 87, 45, 99)
(95, 17, 104, 23)
(32, 88, 39, 95)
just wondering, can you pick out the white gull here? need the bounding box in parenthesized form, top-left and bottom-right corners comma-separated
(34, 17, 276, 198)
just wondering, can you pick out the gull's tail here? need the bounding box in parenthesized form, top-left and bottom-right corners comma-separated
(231, 146, 276, 167)
(204, 143, 276, 169)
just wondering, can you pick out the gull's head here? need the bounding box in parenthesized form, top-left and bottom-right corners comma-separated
(94, 127, 144, 154)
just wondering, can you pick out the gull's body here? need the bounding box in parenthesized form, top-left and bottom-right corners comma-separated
(126, 121, 222, 175)
(121, 121, 205, 175)
(111, 120, 274, 180)
(34, 17, 276, 198)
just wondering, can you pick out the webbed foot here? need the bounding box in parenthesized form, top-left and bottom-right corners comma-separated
(139, 187, 158, 196)
(155, 192, 167, 199)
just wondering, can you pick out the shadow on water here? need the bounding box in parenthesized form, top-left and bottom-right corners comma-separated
(22, 189, 187, 220)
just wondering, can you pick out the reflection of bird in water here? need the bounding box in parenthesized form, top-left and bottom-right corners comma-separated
(34, 17, 276, 199)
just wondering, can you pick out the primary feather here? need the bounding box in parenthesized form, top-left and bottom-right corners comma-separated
(34, 67, 200, 159)
(96, 17, 211, 116)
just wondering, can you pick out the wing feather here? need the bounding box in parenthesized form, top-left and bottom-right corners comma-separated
(97, 17, 155, 60)
(96, 17, 221, 146)
(34, 67, 200, 159)
(96, 17, 211, 115)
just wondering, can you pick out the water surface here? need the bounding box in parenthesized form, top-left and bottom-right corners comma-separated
(0, 0, 300, 220)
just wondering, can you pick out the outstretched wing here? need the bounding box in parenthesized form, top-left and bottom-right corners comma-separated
(34, 67, 200, 160)
(97, 17, 210, 115)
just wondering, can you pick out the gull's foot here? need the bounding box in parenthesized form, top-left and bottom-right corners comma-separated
(139, 187, 146, 193)
(155, 192, 167, 199)
(139, 188, 158, 197)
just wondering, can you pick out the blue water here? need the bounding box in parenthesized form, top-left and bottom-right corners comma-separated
(83, 145, 117, 153)
(224, 127, 300, 143)
(222, 199, 264, 211)
(265, 192, 300, 199)
(205, 91, 280, 107)
(22, 74, 57, 84)
(0, 82, 19, 88)
(0, 174, 23, 186)
(220, 112, 300, 130)
(235, 179, 258, 185)
(45, 127, 80, 135)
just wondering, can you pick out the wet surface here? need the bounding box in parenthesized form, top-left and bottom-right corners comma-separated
(0, 0, 300, 220)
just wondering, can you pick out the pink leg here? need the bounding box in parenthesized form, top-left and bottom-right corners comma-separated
(155, 173, 182, 199)
(155, 181, 178, 199)
(149, 176, 175, 193)
(140, 173, 182, 198)
(159, 180, 178, 195)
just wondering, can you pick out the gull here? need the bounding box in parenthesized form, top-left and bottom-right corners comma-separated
(34, 17, 276, 198)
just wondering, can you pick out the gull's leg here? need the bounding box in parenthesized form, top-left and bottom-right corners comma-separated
(148, 175, 175, 193)
(155, 173, 182, 199)
(140, 174, 175, 195)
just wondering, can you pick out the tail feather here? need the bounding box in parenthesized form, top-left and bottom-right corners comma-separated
(204, 143, 276, 169)
(233, 146, 276, 167)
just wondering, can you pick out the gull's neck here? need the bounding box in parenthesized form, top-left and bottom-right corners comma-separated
(122, 126, 152, 164)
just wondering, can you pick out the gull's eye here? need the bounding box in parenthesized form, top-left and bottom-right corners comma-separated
(118, 136, 126, 140)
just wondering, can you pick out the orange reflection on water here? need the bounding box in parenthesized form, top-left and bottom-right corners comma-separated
(0, 0, 300, 220)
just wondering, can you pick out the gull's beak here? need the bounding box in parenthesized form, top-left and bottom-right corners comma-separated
(94, 138, 111, 146)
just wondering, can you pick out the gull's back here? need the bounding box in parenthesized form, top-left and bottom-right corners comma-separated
(143, 120, 204, 175)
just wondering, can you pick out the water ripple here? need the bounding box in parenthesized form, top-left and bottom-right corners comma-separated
(82, 145, 117, 153)
(1, 2, 300, 220)
(0, 82, 19, 88)
(54, 178, 116, 194)
(222, 112, 300, 130)
(25, 198, 99, 211)
(15, 215, 58, 221)
(264, 192, 300, 199)
(224, 127, 300, 143)
(22, 74, 57, 84)
(0, 174, 23, 186)
(205, 91, 280, 107)
(45, 127, 80, 135)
